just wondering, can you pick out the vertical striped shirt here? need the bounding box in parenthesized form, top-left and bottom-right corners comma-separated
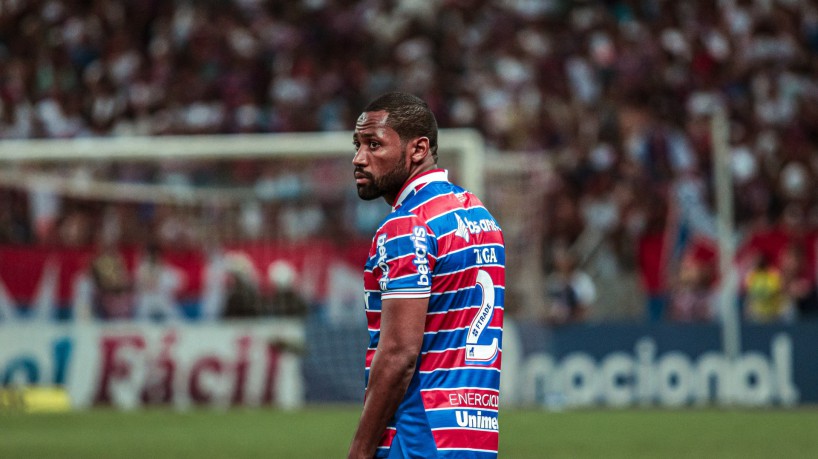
(363, 169, 505, 458)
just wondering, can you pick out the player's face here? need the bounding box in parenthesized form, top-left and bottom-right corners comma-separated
(352, 110, 410, 204)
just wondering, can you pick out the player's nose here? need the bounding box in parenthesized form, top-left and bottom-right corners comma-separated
(352, 147, 367, 167)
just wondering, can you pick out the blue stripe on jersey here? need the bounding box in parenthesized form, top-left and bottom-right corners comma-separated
(435, 243, 505, 266)
(427, 286, 505, 314)
(438, 449, 498, 459)
(366, 324, 502, 352)
(365, 287, 504, 314)
(426, 205, 500, 233)
(421, 325, 503, 351)
(367, 232, 440, 264)
(418, 368, 502, 392)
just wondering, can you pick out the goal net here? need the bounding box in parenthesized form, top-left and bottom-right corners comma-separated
(0, 129, 487, 319)
(0, 129, 492, 401)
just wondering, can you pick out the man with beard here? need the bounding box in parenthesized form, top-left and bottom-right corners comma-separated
(348, 92, 505, 459)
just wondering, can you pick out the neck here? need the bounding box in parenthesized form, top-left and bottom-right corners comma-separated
(390, 166, 447, 209)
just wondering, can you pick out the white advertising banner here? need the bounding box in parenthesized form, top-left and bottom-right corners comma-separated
(0, 319, 305, 410)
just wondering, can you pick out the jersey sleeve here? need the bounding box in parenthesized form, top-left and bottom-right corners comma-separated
(371, 214, 438, 300)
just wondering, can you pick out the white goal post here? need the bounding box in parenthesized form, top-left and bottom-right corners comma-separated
(0, 129, 562, 323)
(0, 129, 486, 201)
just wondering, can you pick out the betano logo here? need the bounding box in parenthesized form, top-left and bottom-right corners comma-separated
(376, 233, 389, 291)
(410, 226, 430, 286)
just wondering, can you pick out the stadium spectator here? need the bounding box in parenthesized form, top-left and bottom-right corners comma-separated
(221, 252, 263, 319)
(266, 260, 308, 317)
(89, 242, 133, 320)
(743, 252, 794, 323)
(0, 190, 33, 244)
(779, 243, 818, 320)
(134, 244, 186, 322)
(667, 249, 717, 323)
(543, 245, 596, 326)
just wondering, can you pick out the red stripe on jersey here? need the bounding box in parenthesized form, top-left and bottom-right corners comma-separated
(429, 268, 474, 295)
(386, 253, 435, 281)
(364, 276, 381, 291)
(366, 310, 380, 330)
(433, 428, 498, 451)
(421, 388, 500, 411)
(366, 306, 503, 333)
(368, 348, 502, 371)
(425, 307, 504, 333)
(420, 348, 502, 372)
(366, 308, 379, 321)
(378, 427, 397, 447)
(420, 347, 464, 372)
(459, 192, 486, 209)
(409, 193, 461, 221)
(375, 215, 435, 242)
(410, 190, 490, 222)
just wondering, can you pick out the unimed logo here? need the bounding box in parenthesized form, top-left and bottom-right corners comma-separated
(521, 334, 799, 407)
(455, 410, 499, 430)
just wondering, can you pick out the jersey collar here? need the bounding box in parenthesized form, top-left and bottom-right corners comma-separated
(392, 169, 448, 210)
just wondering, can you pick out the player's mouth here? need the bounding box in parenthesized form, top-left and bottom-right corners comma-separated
(355, 170, 372, 185)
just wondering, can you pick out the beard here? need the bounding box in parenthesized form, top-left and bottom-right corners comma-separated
(356, 157, 409, 201)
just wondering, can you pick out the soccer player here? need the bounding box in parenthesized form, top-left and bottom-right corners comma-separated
(348, 92, 505, 459)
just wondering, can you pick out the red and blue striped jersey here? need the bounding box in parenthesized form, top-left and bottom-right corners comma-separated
(362, 169, 505, 459)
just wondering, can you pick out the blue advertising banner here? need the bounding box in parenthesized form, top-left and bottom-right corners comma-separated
(514, 321, 818, 408)
(303, 319, 818, 408)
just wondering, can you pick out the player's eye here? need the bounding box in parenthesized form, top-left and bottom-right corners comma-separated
(353, 141, 360, 151)
(369, 141, 380, 150)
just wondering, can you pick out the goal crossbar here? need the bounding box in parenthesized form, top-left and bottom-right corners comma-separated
(0, 129, 486, 196)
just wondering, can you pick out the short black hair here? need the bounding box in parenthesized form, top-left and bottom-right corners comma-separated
(364, 92, 438, 161)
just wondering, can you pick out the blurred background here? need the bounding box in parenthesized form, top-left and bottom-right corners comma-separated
(1, 0, 817, 414)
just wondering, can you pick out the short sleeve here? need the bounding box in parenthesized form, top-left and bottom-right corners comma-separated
(370, 215, 438, 300)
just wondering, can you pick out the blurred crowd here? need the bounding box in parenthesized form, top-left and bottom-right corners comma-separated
(1, 0, 817, 324)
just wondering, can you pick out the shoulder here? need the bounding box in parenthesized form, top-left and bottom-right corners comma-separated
(403, 183, 473, 224)
(372, 210, 433, 244)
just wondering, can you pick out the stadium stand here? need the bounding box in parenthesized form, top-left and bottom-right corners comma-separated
(1, 0, 817, 324)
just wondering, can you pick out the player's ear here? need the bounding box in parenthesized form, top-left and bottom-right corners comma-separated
(410, 137, 431, 164)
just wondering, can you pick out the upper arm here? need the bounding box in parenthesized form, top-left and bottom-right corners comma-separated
(379, 297, 428, 357)
(371, 214, 436, 356)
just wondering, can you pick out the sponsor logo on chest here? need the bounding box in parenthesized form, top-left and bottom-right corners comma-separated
(455, 214, 501, 242)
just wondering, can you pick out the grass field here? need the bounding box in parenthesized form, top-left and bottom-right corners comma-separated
(2, 406, 818, 458)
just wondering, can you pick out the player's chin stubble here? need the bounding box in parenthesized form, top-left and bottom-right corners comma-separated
(356, 160, 409, 201)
